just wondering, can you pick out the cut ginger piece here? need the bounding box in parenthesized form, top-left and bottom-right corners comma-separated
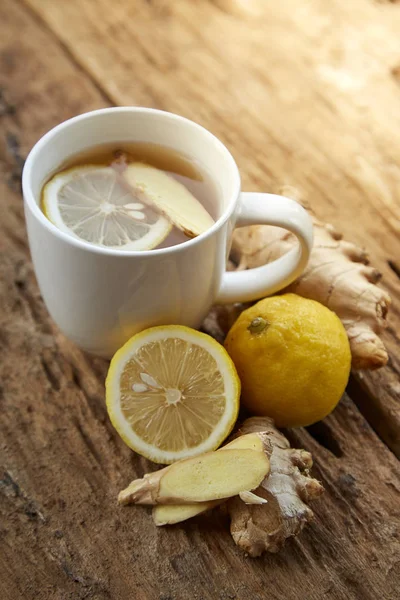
(152, 432, 271, 526)
(222, 432, 267, 452)
(153, 487, 267, 528)
(118, 448, 270, 505)
(122, 163, 215, 238)
(153, 501, 221, 526)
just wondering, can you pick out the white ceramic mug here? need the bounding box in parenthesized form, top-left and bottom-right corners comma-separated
(23, 107, 313, 357)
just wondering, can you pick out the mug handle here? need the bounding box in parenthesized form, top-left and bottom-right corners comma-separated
(216, 192, 313, 304)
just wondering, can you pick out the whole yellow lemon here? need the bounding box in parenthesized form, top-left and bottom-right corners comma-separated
(224, 294, 351, 427)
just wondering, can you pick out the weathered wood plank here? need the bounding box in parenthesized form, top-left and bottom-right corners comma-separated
(22, 0, 400, 453)
(0, 1, 399, 599)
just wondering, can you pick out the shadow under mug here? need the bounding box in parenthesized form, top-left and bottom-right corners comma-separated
(22, 107, 313, 357)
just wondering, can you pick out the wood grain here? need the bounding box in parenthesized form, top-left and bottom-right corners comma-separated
(1, 0, 399, 598)
(22, 0, 400, 457)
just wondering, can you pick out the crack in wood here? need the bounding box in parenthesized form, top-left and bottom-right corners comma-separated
(0, 471, 46, 522)
(305, 421, 343, 458)
(347, 375, 400, 459)
(40, 354, 61, 392)
(72, 416, 104, 467)
(5, 132, 24, 168)
(13, 261, 53, 333)
(0, 470, 20, 496)
(71, 365, 107, 424)
(60, 560, 88, 585)
(5, 132, 25, 193)
(388, 259, 400, 280)
(58, 557, 111, 598)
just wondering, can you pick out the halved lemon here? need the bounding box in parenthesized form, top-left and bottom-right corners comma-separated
(106, 325, 240, 464)
(42, 166, 172, 251)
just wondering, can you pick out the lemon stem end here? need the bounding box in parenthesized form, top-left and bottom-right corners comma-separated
(248, 317, 269, 334)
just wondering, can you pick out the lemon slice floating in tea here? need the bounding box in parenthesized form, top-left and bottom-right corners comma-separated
(42, 165, 172, 251)
(106, 325, 240, 464)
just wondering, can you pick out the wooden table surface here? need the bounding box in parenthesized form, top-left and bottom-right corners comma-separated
(1, 1, 400, 599)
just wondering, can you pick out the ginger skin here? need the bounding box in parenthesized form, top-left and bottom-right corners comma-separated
(229, 216, 390, 369)
(228, 417, 324, 556)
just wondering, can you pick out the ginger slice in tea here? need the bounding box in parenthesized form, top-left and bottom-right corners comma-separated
(122, 162, 215, 238)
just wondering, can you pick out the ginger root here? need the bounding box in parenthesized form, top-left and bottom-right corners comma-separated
(119, 447, 270, 505)
(152, 432, 270, 526)
(228, 214, 391, 369)
(120, 420, 322, 556)
(228, 417, 324, 556)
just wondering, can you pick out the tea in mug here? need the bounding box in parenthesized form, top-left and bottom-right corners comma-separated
(41, 142, 218, 250)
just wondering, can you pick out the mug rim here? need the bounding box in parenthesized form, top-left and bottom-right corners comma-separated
(22, 107, 241, 257)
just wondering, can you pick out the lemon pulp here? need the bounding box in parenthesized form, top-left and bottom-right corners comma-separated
(106, 326, 240, 464)
(42, 166, 171, 250)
